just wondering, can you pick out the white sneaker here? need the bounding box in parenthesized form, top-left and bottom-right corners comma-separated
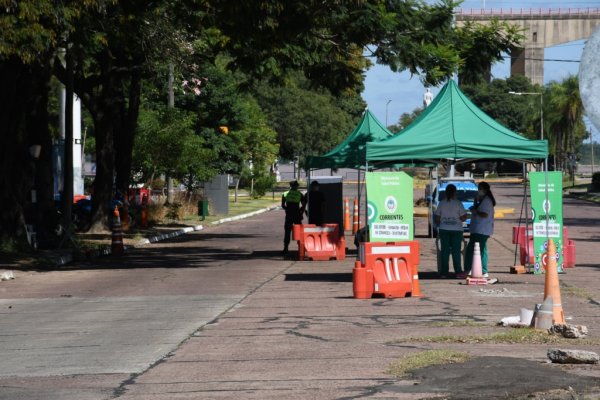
(483, 273, 489, 278)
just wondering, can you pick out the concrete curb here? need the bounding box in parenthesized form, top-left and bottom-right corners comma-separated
(47, 206, 280, 267)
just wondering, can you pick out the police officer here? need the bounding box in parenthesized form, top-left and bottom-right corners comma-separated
(282, 180, 306, 255)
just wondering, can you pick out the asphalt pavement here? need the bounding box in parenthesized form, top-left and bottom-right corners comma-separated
(0, 182, 599, 400)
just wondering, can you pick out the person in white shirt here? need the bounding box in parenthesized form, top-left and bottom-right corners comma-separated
(434, 184, 467, 278)
(464, 181, 496, 277)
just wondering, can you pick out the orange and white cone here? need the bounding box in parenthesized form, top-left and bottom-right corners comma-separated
(544, 239, 565, 324)
(411, 261, 423, 297)
(467, 242, 487, 285)
(111, 206, 124, 256)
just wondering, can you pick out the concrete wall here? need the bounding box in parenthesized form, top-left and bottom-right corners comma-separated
(456, 11, 600, 85)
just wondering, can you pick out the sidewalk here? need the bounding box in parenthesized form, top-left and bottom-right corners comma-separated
(1, 189, 599, 399)
(112, 205, 600, 399)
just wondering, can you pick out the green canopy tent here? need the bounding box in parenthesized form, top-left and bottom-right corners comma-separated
(365, 79, 549, 239)
(366, 80, 548, 166)
(307, 108, 394, 170)
(306, 109, 395, 232)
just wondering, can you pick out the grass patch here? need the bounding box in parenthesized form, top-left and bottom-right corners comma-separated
(562, 286, 595, 301)
(387, 349, 470, 377)
(427, 320, 489, 328)
(392, 328, 600, 345)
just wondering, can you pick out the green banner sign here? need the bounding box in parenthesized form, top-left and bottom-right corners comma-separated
(366, 172, 413, 242)
(529, 171, 563, 274)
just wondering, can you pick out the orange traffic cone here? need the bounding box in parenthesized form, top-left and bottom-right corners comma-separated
(411, 260, 423, 297)
(352, 198, 359, 234)
(467, 242, 487, 285)
(343, 197, 350, 231)
(353, 260, 372, 299)
(111, 206, 124, 256)
(544, 239, 565, 324)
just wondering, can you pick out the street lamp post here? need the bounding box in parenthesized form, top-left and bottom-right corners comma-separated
(385, 100, 392, 127)
(29, 144, 42, 250)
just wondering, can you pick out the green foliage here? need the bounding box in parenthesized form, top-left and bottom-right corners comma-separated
(256, 75, 360, 162)
(456, 19, 525, 85)
(388, 107, 424, 133)
(461, 75, 540, 138)
(545, 75, 586, 172)
(164, 202, 182, 221)
(252, 175, 276, 198)
(133, 106, 217, 188)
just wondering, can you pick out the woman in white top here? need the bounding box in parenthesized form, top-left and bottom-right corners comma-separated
(464, 181, 496, 277)
(434, 184, 467, 278)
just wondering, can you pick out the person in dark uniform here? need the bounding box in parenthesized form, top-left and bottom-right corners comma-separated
(307, 180, 326, 226)
(281, 180, 306, 254)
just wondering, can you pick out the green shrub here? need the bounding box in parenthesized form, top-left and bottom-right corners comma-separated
(164, 202, 182, 220)
(252, 175, 276, 198)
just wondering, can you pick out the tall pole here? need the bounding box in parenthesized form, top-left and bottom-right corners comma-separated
(540, 93, 544, 141)
(166, 63, 175, 203)
(385, 100, 391, 127)
(591, 127, 595, 176)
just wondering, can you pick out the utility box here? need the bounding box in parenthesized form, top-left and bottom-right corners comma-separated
(308, 176, 343, 231)
(197, 199, 209, 220)
(203, 174, 229, 215)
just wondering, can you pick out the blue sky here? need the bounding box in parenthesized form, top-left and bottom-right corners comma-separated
(361, 0, 600, 136)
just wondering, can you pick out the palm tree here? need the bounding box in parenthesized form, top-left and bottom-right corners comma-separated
(545, 75, 585, 174)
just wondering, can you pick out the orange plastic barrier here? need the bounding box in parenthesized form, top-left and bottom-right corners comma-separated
(343, 197, 350, 231)
(353, 241, 421, 299)
(352, 198, 359, 234)
(293, 224, 346, 261)
(512, 226, 575, 268)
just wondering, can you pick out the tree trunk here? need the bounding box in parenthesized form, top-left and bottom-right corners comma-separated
(88, 70, 119, 232)
(0, 58, 53, 244)
(115, 70, 142, 197)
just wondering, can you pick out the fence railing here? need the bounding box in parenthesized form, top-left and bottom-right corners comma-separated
(456, 8, 600, 17)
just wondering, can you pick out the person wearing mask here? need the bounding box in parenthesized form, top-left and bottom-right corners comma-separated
(281, 180, 306, 255)
(464, 181, 496, 278)
(434, 184, 467, 278)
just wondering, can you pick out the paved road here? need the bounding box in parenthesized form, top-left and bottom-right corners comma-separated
(0, 181, 599, 399)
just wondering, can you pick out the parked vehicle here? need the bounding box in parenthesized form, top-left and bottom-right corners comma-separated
(425, 177, 478, 238)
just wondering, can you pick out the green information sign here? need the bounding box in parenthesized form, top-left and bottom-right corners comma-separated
(529, 171, 564, 274)
(366, 172, 413, 242)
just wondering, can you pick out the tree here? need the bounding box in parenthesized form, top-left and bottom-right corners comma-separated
(545, 75, 585, 174)
(255, 78, 360, 165)
(461, 75, 541, 138)
(0, 0, 530, 243)
(133, 106, 217, 192)
(388, 108, 424, 133)
(0, 1, 102, 243)
(456, 19, 525, 85)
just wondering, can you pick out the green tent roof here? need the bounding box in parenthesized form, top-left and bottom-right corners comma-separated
(366, 80, 548, 165)
(307, 109, 394, 169)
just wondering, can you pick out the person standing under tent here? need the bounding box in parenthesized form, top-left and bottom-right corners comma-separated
(464, 181, 496, 278)
(434, 184, 467, 278)
(281, 180, 306, 255)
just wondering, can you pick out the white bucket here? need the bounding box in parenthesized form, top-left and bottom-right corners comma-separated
(519, 308, 534, 325)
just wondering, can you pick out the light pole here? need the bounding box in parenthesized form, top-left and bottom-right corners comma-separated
(29, 144, 42, 250)
(508, 91, 543, 141)
(385, 99, 392, 127)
